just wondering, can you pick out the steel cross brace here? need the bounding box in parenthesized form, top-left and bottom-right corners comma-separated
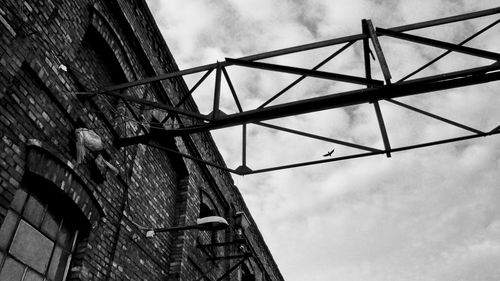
(96, 7, 500, 93)
(193, 253, 251, 281)
(138, 64, 500, 136)
(89, 7, 500, 175)
(362, 19, 392, 157)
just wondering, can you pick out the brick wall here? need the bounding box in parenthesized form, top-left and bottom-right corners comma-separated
(0, 0, 284, 280)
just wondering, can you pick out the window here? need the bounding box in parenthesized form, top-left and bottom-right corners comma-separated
(199, 201, 217, 247)
(0, 187, 83, 281)
(199, 191, 218, 218)
(197, 192, 222, 255)
(199, 202, 215, 218)
(149, 117, 189, 178)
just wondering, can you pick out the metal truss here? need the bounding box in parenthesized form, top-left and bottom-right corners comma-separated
(88, 7, 500, 175)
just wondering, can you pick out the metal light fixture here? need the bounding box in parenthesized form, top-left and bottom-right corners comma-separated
(195, 211, 252, 266)
(145, 216, 229, 238)
(234, 211, 250, 237)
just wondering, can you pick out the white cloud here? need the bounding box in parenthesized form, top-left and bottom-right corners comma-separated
(146, 1, 500, 280)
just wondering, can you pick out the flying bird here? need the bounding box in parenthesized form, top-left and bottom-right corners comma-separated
(323, 148, 335, 157)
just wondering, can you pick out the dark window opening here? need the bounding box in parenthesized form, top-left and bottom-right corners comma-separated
(199, 202, 215, 218)
(199, 191, 219, 218)
(81, 27, 127, 86)
(198, 192, 221, 253)
(80, 26, 128, 123)
(150, 117, 189, 177)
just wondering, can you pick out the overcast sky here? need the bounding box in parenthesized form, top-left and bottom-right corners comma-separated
(145, 1, 500, 280)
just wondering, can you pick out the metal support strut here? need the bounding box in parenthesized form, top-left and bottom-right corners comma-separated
(83, 7, 500, 175)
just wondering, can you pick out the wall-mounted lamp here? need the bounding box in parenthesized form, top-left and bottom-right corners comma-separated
(145, 216, 228, 238)
(196, 212, 253, 263)
(234, 211, 250, 237)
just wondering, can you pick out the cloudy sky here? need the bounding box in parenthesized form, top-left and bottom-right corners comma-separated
(145, 1, 500, 280)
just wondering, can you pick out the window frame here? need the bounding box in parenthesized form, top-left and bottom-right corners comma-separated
(0, 178, 89, 281)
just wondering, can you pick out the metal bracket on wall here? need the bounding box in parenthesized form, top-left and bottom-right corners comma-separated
(196, 254, 251, 281)
(85, 7, 500, 175)
(195, 237, 252, 281)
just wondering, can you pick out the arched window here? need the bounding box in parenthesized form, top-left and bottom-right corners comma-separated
(0, 178, 89, 281)
(199, 202, 215, 218)
(199, 191, 218, 218)
(149, 117, 188, 178)
(198, 191, 221, 252)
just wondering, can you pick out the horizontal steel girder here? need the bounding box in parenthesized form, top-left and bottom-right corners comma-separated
(98, 7, 500, 94)
(98, 7, 500, 174)
(158, 64, 500, 136)
(377, 28, 500, 61)
(225, 58, 384, 86)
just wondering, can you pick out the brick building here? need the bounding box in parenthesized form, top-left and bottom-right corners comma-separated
(0, 0, 284, 280)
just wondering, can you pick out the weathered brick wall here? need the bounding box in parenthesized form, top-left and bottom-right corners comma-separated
(0, 0, 284, 280)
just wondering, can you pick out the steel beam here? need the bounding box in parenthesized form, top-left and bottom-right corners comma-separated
(115, 134, 151, 147)
(364, 20, 392, 84)
(212, 62, 222, 119)
(237, 7, 500, 61)
(398, 19, 500, 82)
(363, 19, 392, 157)
(377, 28, 500, 61)
(115, 68, 500, 175)
(215, 256, 249, 281)
(121, 98, 148, 133)
(255, 122, 381, 152)
(210, 254, 250, 262)
(373, 101, 392, 157)
(197, 239, 245, 249)
(161, 68, 214, 124)
(222, 67, 243, 112)
(96, 8, 500, 94)
(386, 99, 484, 134)
(247, 129, 500, 174)
(242, 124, 247, 166)
(161, 65, 500, 136)
(95, 7, 500, 174)
(143, 141, 238, 174)
(100, 63, 218, 93)
(102, 91, 210, 121)
(258, 41, 356, 108)
(225, 58, 383, 86)
(389, 7, 500, 32)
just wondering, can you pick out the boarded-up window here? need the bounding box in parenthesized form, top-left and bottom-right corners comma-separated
(0, 187, 81, 281)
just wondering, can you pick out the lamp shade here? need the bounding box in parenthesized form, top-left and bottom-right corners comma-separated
(196, 216, 229, 231)
(146, 216, 229, 237)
